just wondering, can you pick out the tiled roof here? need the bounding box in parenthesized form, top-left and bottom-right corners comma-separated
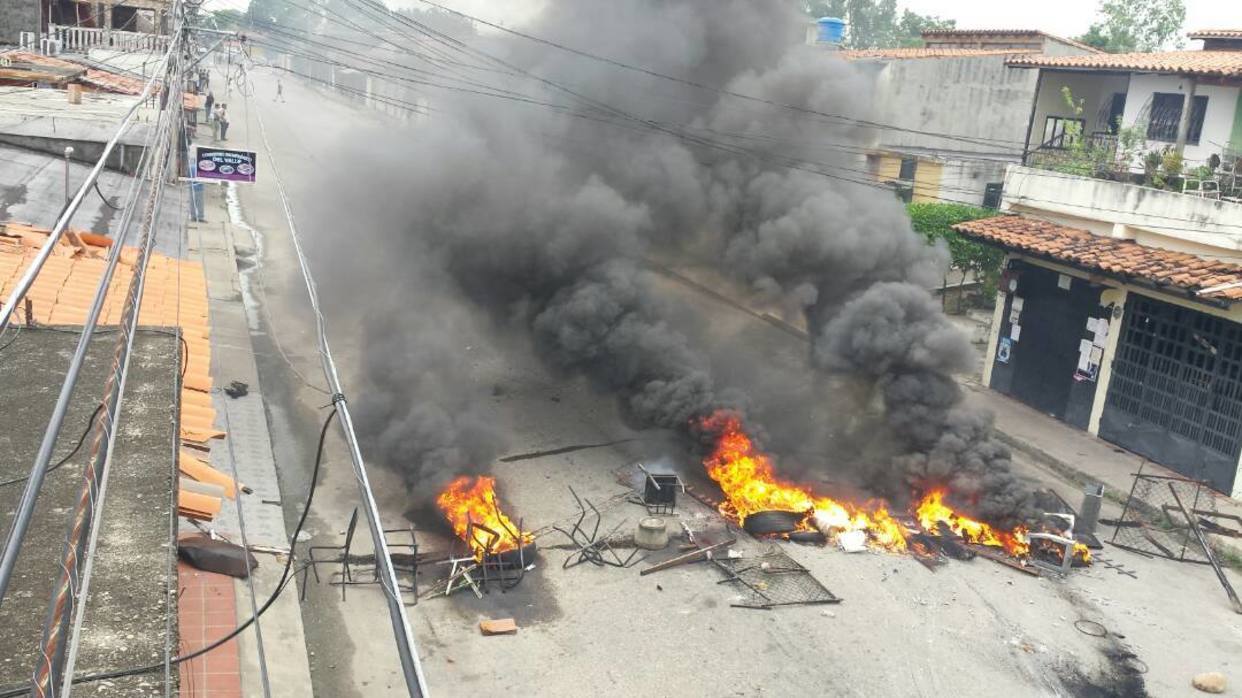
(920, 29, 1103, 53)
(840, 47, 1038, 60)
(952, 215, 1242, 303)
(79, 68, 146, 94)
(0, 220, 221, 448)
(1188, 29, 1242, 40)
(1006, 50, 1242, 78)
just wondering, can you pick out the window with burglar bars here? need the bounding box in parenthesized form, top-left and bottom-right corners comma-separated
(1108, 295, 1242, 457)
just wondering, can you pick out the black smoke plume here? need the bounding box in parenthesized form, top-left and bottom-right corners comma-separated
(315, 0, 1031, 524)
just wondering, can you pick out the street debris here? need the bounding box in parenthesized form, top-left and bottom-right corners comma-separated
(640, 539, 735, 576)
(223, 380, 249, 398)
(479, 618, 518, 636)
(178, 533, 257, 578)
(1192, 672, 1227, 694)
(552, 486, 640, 569)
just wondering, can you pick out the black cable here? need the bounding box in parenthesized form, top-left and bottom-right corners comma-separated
(93, 180, 122, 210)
(0, 407, 339, 697)
(0, 403, 106, 489)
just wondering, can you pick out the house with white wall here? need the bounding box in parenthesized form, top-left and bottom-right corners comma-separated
(954, 31, 1242, 498)
(830, 29, 1098, 207)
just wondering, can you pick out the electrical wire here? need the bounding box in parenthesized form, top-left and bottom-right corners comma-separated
(0, 404, 106, 489)
(243, 10, 1242, 236)
(0, 408, 339, 698)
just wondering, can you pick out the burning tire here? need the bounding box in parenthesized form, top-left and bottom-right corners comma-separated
(742, 510, 804, 536)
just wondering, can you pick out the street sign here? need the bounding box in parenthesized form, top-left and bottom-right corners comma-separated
(195, 146, 257, 183)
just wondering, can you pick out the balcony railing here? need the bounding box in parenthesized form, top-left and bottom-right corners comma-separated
(1026, 132, 1242, 203)
(39, 25, 170, 55)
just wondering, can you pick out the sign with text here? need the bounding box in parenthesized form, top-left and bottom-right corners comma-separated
(195, 147, 257, 183)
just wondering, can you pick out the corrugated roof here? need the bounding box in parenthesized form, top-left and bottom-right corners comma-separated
(920, 29, 1103, 53)
(1006, 50, 1242, 78)
(0, 220, 219, 445)
(1188, 29, 1242, 40)
(953, 215, 1242, 303)
(840, 47, 1038, 61)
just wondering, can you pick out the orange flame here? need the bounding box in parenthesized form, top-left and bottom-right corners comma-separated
(435, 475, 531, 560)
(915, 490, 1030, 557)
(700, 412, 907, 552)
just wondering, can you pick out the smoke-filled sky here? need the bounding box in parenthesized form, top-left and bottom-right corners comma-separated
(302, 0, 1035, 525)
(206, 0, 1242, 40)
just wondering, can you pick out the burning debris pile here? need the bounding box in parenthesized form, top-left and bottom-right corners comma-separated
(435, 475, 533, 563)
(699, 411, 1089, 568)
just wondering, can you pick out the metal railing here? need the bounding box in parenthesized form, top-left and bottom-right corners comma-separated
(44, 24, 171, 54)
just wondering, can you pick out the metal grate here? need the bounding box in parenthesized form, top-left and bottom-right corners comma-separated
(1111, 473, 1216, 564)
(713, 546, 841, 609)
(1108, 295, 1242, 458)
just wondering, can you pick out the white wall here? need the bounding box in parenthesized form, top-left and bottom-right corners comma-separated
(1003, 164, 1242, 255)
(1121, 75, 1241, 167)
(936, 156, 1008, 205)
(1027, 70, 1131, 149)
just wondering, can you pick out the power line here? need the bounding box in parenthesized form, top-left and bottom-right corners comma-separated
(248, 67, 430, 697)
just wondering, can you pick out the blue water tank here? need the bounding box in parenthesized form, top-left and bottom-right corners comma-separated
(816, 17, 846, 45)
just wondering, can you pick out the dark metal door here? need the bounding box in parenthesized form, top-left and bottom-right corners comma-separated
(1100, 294, 1242, 494)
(990, 263, 1102, 425)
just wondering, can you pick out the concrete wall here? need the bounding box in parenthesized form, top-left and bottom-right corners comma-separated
(0, 133, 144, 173)
(937, 157, 1008, 206)
(0, 0, 41, 45)
(1002, 164, 1242, 255)
(1121, 74, 1241, 166)
(1028, 70, 1131, 148)
(867, 54, 1038, 157)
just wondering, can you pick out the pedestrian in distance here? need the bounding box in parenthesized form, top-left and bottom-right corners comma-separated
(203, 90, 214, 123)
(211, 103, 222, 141)
(276, 79, 284, 103)
(218, 104, 230, 141)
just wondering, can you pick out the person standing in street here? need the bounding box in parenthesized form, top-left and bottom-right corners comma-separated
(203, 90, 214, 126)
(218, 104, 230, 141)
(211, 103, 222, 141)
(276, 79, 285, 103)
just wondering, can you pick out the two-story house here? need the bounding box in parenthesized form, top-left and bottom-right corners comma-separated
(953, 31, 1242, 497)
(830, 29, 1099, 207)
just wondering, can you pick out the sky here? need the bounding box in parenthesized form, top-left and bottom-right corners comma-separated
(205, 0, 1242, 42)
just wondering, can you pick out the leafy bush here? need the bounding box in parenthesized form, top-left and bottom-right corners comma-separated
(907, 202, 1005, 311)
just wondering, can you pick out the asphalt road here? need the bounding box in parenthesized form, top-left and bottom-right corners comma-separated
(224, 66, 1242, 698)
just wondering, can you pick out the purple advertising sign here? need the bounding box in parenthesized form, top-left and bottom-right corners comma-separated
(195, 147, 257, 183)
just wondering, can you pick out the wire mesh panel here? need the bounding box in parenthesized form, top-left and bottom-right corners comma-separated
(1111, 474, 1217, 564)
(714, 546, 841, 609)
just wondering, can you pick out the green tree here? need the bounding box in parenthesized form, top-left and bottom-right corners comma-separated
(802, 0, 954, 48)
(907, 202, 1004, 310)
(1076, 0, 1186, 53)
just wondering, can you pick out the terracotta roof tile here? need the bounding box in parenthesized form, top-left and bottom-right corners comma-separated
(1, 219, 218, 448)
(953, 215, 1242, 303)
(1006, 50, 1242, 78)
(1188, 29, 1242, 40)
(920, 29, 1103, 53)
(840, 47, 1038, 61)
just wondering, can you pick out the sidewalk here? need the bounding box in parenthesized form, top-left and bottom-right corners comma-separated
(184, 182, 315, 696)
(962, 377, 1242, 560)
